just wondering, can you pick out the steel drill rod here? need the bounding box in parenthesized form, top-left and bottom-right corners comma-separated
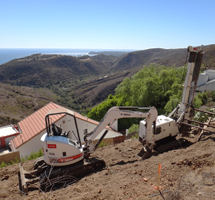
(183, 118, 215, 129)
(177, 110, 186, 123)
(168, 105, 179, 118)
(180, 122, 215, 133)
(194, 108, 215, 116)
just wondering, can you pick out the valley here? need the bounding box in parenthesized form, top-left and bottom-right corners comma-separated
(0, 45, 214, 126)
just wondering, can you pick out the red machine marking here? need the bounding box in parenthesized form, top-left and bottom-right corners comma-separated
(48, 144, 57, 148)
(57, 153, 83, 163)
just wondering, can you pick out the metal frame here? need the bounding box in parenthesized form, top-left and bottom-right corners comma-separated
(45, 109, 82, 148)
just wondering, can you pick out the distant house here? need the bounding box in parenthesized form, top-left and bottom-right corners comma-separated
(0, 125, 19, 150)
(10, 102, 123, 158)
(196, 70, 215, 93)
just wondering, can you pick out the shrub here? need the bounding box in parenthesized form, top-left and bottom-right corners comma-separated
(131, 133, 139, 140)
(26, 149, 43, 160)
(8, 160, 15, 165)
(128, 124, 139, 134)
(211, 91, 215, 101)
(0, 157, 20, 168)
(98, 141, 108, 148)
(0, 161, 7, 168)
(194, 108, 215, 123)
(14, 157, 19, 163)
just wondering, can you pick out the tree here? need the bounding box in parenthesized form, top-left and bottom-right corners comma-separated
(87, 64, 206, 131)
(115, 77, 131, 105)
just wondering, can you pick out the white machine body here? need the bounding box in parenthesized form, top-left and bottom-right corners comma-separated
(139, 115, 179, 143)
(41, 133, 84, 166)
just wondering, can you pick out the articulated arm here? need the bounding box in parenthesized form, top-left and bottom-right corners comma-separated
(177, 46, 204, 123)
(83, 106, 158, 156)
(178, 46, 204, 118)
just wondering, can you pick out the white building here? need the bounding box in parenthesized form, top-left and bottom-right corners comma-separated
(196, 70, 215, 93)
(10, 102, 123, 158)
(0, 125, 19, 150)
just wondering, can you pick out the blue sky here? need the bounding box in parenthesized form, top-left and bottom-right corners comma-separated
(0, 0, 214, 50)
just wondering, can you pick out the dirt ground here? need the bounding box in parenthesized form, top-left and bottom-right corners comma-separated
(1, 129, 215, 200)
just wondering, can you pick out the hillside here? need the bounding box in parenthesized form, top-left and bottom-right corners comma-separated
(0, 54, 111, 87)
(202, 45, 215, 69)
(0, 83, 58, 126)
(1, 129, 215, 199)
(0, 45, 214, 118)
(109, 48, 187, 72)
(71, 70, 132, 107)
(156, 45, 215, 69)
(89, 51, 129, 57)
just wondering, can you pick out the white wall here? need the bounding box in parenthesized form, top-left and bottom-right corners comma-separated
(16, 130, 46, 158)
(205, 70, 215, 81)
(197, 73, 208, 87)
(196, 80, 215, 93)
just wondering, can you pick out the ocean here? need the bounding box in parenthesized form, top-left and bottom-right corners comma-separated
(0, 48, 109, 65)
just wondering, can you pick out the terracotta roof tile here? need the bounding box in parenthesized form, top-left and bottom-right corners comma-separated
(75, 112, 99, 125)
(12, 102, 63, 149)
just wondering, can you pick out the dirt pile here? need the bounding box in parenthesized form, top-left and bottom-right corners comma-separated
(1, 133, 215, 200)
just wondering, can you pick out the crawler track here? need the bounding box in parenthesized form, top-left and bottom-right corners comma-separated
(19, 157, 105, 193)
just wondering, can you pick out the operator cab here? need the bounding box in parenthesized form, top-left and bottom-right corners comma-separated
(41, 108, 84, 167)
(51, 123, 70, 137)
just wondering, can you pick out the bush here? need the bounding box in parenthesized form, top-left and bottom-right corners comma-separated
(15, 157, 19, 163)
(25, 148, 43, 161)
(8, 160, 15, 165)
(98, 141, 108, 148)
(0, 157, 20, 168)
(88, 64, 187, 131)
(128, 124, 139, 134)
(211, 91, 215, 101)
(0, 161, 7, 168)
(193, 96, 202, 108)
(131, 133, 139, 140)
(194, 108, 215, 123)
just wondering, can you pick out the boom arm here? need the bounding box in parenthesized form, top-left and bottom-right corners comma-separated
(83, 106, 158, 157)
(179, 46, 204, 116)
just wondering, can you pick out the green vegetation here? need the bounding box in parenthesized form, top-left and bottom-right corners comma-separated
(0, 157, 20, 168)
(128, 124, 139, 134)
(87, 64, 212, 131)
(98, 141, 108, 148)
(25, 148, 43, 160)
(194, 107, 215, 123)
(0, 116, 19, 125)
(131, 133, 139, 140)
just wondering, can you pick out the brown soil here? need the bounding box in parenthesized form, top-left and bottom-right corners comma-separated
(1, 131, 215, 200)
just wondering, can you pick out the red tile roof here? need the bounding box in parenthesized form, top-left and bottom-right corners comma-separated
(12, 102, 66, 149)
